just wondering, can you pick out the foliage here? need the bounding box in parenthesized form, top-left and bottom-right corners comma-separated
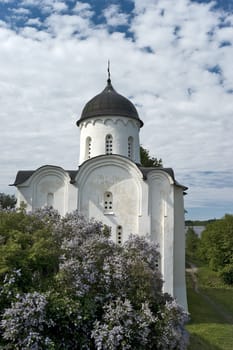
(0, 207, 61, 293)
(186, 227, 200, 261)
(92, 298, 154, 349)
(0, 193, 17, 209)
(140, 146, 163, 167)
(185, 219, 216, 226)
(186, 264, 233, 350)
(198, 214, 233, 284)
(0, 208, 189, 349)
(1, 292, 54, 349)
(219, 264, 233, 285)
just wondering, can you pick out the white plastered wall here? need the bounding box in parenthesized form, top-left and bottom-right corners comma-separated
(79, 116, 141, 164)
(147, 170, 187, 310)
(76, 155, 143, 242)
(17, 166, 77, 215)
(147, 171, 175, 297)
(174, 187, 188, 310)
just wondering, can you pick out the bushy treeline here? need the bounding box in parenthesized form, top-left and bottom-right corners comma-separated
(0, 207, 189, 349)
(185, 219, 217, 226)
(186, 214, 233, 285)
(0, 193, 17, 210)
(140, 146, 163, 167)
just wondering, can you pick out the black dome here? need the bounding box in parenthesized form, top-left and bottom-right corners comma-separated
(77, 79, 143, 127)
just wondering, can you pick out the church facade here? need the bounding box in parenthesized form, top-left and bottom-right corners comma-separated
(13, 76, 188, 310)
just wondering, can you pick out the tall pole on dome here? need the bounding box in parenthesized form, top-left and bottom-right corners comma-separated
(107, 60, 111, 84)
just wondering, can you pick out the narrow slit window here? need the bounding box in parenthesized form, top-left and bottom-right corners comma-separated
(116, 225, 122, 245)
(128, 136, 133, 159)
(47, 192, 54, 207)
(105, 134, 113, 155)
(155, 257, 161, 271)
(104, 191, 113, 212)
(86, 137, 92, 160)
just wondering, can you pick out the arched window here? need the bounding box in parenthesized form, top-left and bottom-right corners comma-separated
(116, 225, 123, 245)
(85, 137, 92, 160)
(128, 136, 134, 159)
(47, 192, 54, 207)
(105, 134, 113, 155)
(104, 191, 113, 212)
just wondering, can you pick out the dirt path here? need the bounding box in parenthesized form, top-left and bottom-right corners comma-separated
(186, 263, 199, 293)
(186, 263, 233, 324)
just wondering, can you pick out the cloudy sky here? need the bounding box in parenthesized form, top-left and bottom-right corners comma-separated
(0, 0, 232, 220)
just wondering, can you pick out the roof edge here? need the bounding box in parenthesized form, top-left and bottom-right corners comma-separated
(11, 166, 78, 186)
(76, 114, 144, 127)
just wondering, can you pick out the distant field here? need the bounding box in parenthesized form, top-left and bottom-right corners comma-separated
(186, 265, 233, 350)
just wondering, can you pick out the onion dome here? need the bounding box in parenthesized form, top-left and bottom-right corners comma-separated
(77, 78, 143, 127)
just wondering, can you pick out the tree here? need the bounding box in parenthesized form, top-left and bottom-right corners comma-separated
(199, 214, 233, 284)
(0, 207, 61, 292)
(0, 208, 189, 349)
(185, 227, 200, 262)
(0, 193, 17, 209)
(140, 146, 163, 167)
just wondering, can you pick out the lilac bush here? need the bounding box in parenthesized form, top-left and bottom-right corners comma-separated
(1, 292, 54, 349)
(92, 298, 155, 349)
(155, 299, 190, 350)
(0, 208, 189, 349)
(91, 297, 189, 350)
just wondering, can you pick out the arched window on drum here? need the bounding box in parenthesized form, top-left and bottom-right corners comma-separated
(128, 136, 134, 159)
(105, 134, 113, 155)
(85, 137, 92, 160)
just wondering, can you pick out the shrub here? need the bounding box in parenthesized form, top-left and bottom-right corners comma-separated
(0, 208, 189, 349)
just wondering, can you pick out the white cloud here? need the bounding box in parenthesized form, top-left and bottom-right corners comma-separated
(52, 1, 68, 13)
(11, 7, 30, 15)
(21, 0, 68, 14)
(44, 13, 93, 38)
(0, 0, 232, 219)
(0, 19, 9, 27)
(72, 1, 93, 17)
(103, 4, 129, 27)
(26, 17, 43, 26)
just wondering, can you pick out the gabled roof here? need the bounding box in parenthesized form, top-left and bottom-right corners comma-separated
(11, 171, 35, 186)
(138, 166, 188, 190)
(11, 160, 187, 191)
(11, 167, 78, 186)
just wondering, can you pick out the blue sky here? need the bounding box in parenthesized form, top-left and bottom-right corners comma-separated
(0, 0, 232, 220)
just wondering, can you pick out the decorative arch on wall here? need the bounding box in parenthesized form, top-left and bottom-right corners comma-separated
(26, 166, 70, 213)
(76, 155, 143, 216)
(103, 118, 114, 125)
(25, 167, 69, 190)
(80, 117, 140, 129)
(147, 171, 173, 217)
(92, 118, 104, 125)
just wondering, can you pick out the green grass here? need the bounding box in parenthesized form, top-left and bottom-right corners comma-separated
(197, 266, 231, 289)
(197, 266, 233, 316)
(187, 324, 233, 350)
(186, 265, 233, 350)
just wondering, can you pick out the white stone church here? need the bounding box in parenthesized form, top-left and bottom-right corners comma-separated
(13, 75, 188, 310)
